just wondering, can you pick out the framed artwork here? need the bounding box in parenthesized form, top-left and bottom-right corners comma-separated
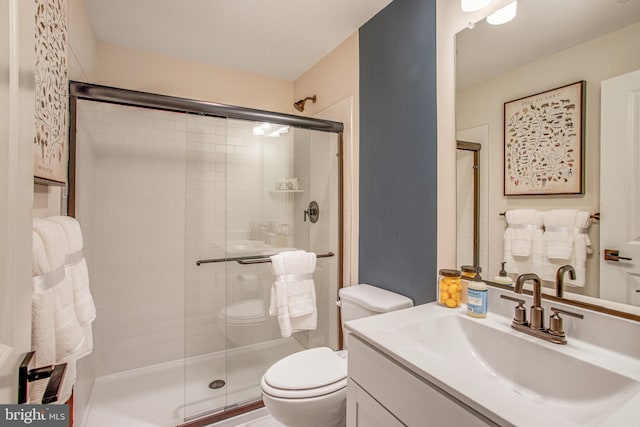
(504, 81, 585, 196)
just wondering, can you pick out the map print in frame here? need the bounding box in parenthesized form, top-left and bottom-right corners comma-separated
(504, 81, 585, 196)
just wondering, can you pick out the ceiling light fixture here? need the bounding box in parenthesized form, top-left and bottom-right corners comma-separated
(487, 1, 517, 25)
(461, 0, 492, 12)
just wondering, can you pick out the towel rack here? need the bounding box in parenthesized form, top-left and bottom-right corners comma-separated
(499, 211, 600, 221)
(196, 251, 335, 266)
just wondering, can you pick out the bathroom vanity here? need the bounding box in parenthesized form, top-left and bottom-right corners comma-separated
(347, 334, 496, 426)
(344, 288, 640, 427)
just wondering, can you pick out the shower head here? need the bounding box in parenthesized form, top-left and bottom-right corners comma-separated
(293, 95, 316, 112)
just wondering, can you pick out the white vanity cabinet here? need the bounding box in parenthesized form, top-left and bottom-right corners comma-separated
(346, 335, 496, 427)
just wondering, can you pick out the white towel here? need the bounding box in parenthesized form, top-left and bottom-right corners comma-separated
(46, 216, 96, 359)
(504, 210, 543, 275)
(535, 210, 592, 287)
(543, 209, 577, 260)
(268, 250, 317, 337)
(31, 231, 57, 369)
(33, 219, 85, 361)
(505, 209, 540, 257)
(32, 219, 85, 404)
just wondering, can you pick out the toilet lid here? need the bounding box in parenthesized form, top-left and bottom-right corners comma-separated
(219, 299, 265, 324)
(263, 347, 347, 395)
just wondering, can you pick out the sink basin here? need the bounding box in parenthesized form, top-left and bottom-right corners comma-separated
(346, 304, 640, 426)
(398, 315, 640, 424)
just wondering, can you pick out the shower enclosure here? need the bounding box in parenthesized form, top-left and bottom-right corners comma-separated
(69, 83, 342, 426)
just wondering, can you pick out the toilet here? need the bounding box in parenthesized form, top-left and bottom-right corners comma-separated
(260, 284, 413, 427)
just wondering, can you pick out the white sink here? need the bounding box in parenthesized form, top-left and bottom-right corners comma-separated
(346, 302, 640, 426)
(397, 314, 640, 425)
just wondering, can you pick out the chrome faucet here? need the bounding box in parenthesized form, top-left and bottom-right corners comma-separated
(555, 265, 576, 298)
(500, 272, 584, 344)
(514, 273, 544, 330)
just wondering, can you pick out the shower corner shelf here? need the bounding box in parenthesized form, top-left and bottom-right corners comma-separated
(269, 190, 304, 193)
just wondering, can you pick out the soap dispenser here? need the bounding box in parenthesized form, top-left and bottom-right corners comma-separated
(493, 262, 514, 286)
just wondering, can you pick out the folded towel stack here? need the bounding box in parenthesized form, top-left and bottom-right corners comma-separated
(31, 217, 96, 404)
(268, 250, 317, 337)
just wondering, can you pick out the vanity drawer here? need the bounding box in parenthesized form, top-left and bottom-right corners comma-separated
(347, 378, 405, 427)
(348, 335, 496, 427)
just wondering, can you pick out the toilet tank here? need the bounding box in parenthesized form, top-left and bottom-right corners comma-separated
(339, 284, 413, 347)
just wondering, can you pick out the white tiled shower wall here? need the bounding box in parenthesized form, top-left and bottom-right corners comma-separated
(75, 100, 337, 377)
(77, 101, 188, 376)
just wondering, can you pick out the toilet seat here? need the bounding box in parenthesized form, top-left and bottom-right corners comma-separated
(261, 347, 347, 399)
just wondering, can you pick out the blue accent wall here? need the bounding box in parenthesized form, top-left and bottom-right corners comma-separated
(359, 0, 437, 305)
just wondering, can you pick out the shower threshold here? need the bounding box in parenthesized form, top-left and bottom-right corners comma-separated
(177, 399, 264, 427)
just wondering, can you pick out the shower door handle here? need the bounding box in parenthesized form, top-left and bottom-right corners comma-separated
(304, 201, 319, 223)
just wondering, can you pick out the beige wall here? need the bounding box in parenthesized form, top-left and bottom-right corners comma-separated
(456, 21, 640, 295)
(68, 0, 97, 81)
(93, 42, 294, 113)
(294, 32, 359, 285)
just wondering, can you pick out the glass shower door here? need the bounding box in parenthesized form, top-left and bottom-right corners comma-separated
(223, 118, 303, 408)
(183, 113, 230, 420)
(184, 117, 340, 421)
(223, 124, 341, 406)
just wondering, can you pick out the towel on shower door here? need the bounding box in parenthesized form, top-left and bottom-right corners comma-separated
(269, 250, 317, 337)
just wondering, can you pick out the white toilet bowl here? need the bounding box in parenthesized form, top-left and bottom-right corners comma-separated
(260, 347, 347, 427)
(260, 284, 413, 427)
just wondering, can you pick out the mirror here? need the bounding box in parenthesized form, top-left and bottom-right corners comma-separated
(455, 0, 640, 314)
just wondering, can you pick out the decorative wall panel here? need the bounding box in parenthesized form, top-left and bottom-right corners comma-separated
(34, 0, 68, 184)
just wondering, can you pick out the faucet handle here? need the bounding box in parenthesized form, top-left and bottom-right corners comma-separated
(551, 307, 584, 319)
(548, 307, 584, 338)
(500, 294, 525, 304)
(500, 294, 527, 325)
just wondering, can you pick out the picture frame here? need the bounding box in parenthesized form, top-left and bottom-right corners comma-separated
(503, 80, 585, 196)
